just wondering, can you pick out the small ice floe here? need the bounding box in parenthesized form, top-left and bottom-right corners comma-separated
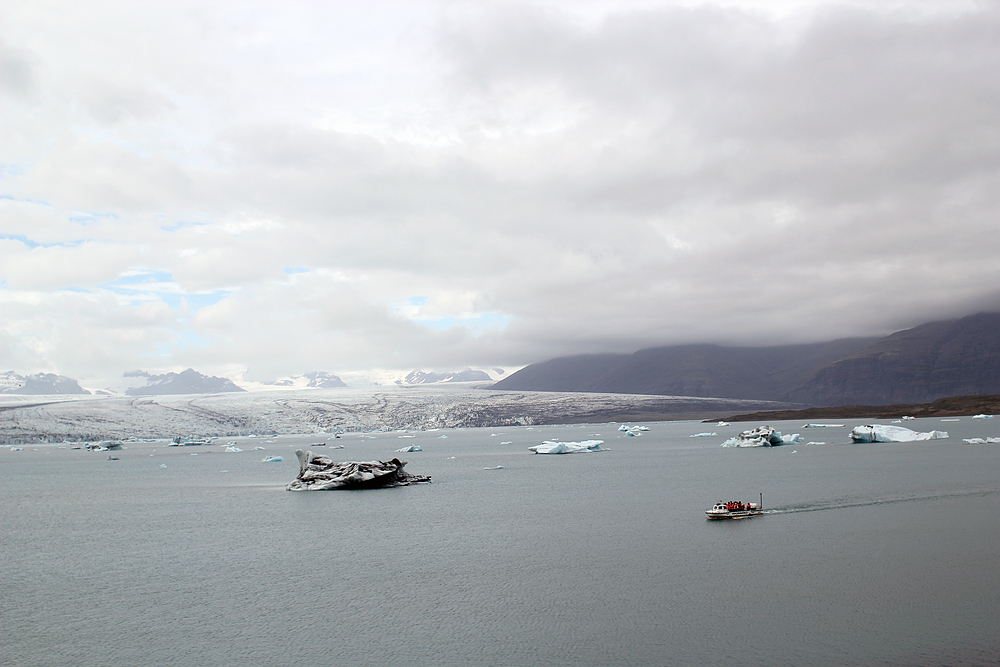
(446, 456, 456, 459)
(941, 418, 960, 422)
(190, 453, 199, 456)
(438, 435, 448, 439)
(262, 455, 284, 462)
(501, 441, 512, 445)
(720, 426, 794, 448)
(972, 414, 994, 419)
(690, 432, 717, 438)
(850, 425, 948, 443)
(224, 445, 242, 453)
(806, 442, 826, 445)
(398, 435, 415, 439)
(804, 424, 844, 428)
(484, 465, 504, 470)
(902, 416, 915, 421)
(396, 445, 422, 453)
(330, 444, 344, 449)
(10, 446, 23, 451)
(717, 421, 730, 427)
(790, 450, 797, 454)
(618, 425, 630, 432)
(255, 446, 265, 450)
(221, 469, 229, 473)
(529, 440, 606, 454)
(963, 437, 1000, 444)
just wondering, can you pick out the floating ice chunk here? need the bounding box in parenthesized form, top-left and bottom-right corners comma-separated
(941, 418, 960, 422)
(690, 432, 717, 437)
(396, 445, 423, 452)
(484, 465, 504, 470)
(781, 433, 803, 444)
(720, 426, 784, 448)
(438, 435, 448, 439)
(618, 425, 630, 432)
(963, 437, 1000, 444)
(972, 414, 994, 419)
(717, 421, 730, 427)
(224, 445, 242, 452)
(262, 455, 284, 462)
(902, 416, 915, 420)
(804, 424, 844, 428)
(501, 441, 512, 445)
(849, 425, 949, 443)
(528, 440, 606, 454)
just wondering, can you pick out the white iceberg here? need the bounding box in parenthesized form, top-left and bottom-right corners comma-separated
(720, 426, 786, 448)
(972, 414, 994, 419)
(690, 432, 718, 437)
(528, 440, 606, 454)
(849, 425, 949, 443)
(396, 445, 422, 452)
(804, 423, 844, 428)
(262, 455, 284, 462)
(962, 437, 1000, 444)
(224, 445, 242, 452)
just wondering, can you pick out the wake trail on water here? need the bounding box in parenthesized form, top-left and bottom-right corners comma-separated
(765, 488, 998, 515)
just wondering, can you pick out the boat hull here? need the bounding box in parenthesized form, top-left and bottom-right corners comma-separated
(705, 509, 763, 520)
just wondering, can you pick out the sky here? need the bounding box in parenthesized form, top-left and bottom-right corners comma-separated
(2, 0, 999, 388)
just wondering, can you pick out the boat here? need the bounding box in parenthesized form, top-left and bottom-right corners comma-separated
(705, 493, 764, 520)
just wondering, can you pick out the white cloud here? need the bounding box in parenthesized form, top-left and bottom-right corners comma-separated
(2, 0, 999, 386)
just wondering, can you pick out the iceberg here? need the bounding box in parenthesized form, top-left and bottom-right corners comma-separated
(528, 440, 606, 454)
(720, 426, 786, 448)
(972, 414, 994, 419)
(224, 445, 243, 452)
(962, 437, 1000, 444)
(286, 450, 431, 491)
(849, 425, 949, 443)
(396, 445, 422, 452)
(690, 432, 717, 437)
(804, 424, 844, 428)
(262, 455, 284, 462)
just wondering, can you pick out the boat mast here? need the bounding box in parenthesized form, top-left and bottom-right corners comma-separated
(760, 492, 763, 510)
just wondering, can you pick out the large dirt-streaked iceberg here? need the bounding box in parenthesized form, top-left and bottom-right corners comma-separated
(720, 426, 801, 448)
(286, 450, 431, 490)
(849, 425, 949, 443)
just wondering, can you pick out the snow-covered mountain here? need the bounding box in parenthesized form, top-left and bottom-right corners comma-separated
(123, 369, 245, 395)
(399, 369, 494, 385)
(0, 371, 91, 395)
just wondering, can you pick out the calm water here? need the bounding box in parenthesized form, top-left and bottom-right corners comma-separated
(3, 418, 1000, 666)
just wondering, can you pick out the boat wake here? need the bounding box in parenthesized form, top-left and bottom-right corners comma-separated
(765, 488, 997, 515)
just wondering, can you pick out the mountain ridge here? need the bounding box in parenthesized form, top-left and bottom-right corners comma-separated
(492, 313, 1000, 407)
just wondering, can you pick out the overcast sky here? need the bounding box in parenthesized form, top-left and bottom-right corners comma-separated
(3, 0, 999, 387)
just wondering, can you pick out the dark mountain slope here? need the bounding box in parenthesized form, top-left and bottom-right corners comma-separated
(796, 312, 1000, 405)
(493, 339, 877, 400)
(494, 312, 1000, 406)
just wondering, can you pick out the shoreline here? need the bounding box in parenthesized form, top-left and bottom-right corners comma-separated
(712, 394, 1000, 423)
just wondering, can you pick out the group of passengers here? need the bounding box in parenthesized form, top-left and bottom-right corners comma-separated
(724, 501, 746, 511)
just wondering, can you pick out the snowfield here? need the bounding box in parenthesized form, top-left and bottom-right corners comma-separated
(0, 386, 791, 442)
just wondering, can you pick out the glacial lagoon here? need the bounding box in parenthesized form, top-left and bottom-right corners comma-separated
(3, 417, 1000, 666)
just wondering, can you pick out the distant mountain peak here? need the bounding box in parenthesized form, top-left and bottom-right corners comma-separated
(400, 368, 493, 385)
(124, 368, 245, 395)
(0, 371, 91, 395)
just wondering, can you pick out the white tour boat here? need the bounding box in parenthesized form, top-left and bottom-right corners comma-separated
(705, 493, 764, 520)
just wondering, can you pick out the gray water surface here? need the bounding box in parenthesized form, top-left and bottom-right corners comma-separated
(3, 418, 999, 666)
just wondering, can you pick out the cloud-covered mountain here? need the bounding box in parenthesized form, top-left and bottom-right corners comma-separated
(123, 369, 246, 395)
(0, 372, 91, 395)
(400, 369, 494, 385)
(493, 313, 1000, 407)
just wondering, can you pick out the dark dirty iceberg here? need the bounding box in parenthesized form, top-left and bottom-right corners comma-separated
(286, 449, 432, 491)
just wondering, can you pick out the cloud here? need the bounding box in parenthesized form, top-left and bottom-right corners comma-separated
(2, 0, 999, 386)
